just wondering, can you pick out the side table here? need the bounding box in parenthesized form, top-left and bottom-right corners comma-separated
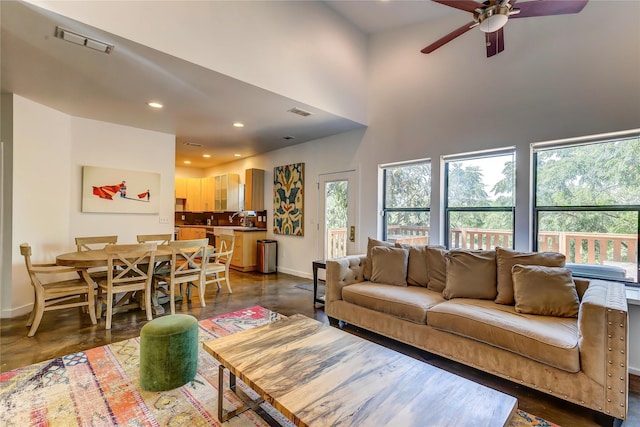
(312, 260, 326, 305)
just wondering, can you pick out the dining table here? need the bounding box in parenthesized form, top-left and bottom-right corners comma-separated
(56, 245, 214, 315)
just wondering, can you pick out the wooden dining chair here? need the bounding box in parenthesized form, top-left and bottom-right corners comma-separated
(136, 234, 172, 245)
(20, 243, 97, 337)
(202, 234, 236, 294)
(96, 242, 157, 330)
(153, 238, 208, 315)
(74, 235, 119, 283)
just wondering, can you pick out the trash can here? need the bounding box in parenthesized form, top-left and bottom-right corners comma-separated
(257, 239, 277, 273)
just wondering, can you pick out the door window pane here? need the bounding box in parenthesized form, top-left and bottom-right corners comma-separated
(325, 180, 348, 259)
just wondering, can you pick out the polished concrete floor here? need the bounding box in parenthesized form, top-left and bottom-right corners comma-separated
(1, 270, 638, 426)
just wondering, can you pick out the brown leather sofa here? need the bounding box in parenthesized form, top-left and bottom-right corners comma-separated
(325, 242, 629, 421)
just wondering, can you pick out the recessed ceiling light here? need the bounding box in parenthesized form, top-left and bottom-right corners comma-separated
(233, 153, 242, 157)
(147, 101, 163, 109)
(233, 122, 244, 128)
(184, 160, 191, 164)
(203, 154, 211, 158)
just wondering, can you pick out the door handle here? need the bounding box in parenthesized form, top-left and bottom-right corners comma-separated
(349, 226, 355, 242)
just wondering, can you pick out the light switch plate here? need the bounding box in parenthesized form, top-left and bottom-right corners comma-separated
(159, 216, 169, 224)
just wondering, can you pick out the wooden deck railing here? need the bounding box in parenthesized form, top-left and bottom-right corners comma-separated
(327, 227, 348, 259)
(385, 225, 637, 267)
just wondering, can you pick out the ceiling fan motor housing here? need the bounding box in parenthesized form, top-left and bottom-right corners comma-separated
(476, 4, 511, 33)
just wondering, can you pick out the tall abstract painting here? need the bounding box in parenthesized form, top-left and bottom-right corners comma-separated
(273, 163, 304, 236)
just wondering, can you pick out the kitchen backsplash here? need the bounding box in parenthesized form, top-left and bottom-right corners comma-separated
(175, 210, 268, 228)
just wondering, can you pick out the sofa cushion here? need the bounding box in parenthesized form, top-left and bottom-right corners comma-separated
(396, 244, 447, 287)
(512, 265, 579, 317)
(428, 299, 580, 372)
(342, 283, 445, 324)
(426, 246, 448, 292)
(363, 237, 394, 280)
(443, 250, 497, 300)
(495, 247, 565, 305)
(370, 246, 409, 287)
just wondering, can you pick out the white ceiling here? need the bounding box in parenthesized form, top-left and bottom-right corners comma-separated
(1, 1, 454, 168)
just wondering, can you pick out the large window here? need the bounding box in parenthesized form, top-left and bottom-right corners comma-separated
(444, 150, 515, 250)
(382, 161, 431, 244)
(533, 136, 639, 283)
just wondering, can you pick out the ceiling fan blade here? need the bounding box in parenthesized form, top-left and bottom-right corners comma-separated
(421, 21, 477, 54)
(432, 0, 485, 13)
(485, 28, 505, 57)
(509, 0, 588, 19)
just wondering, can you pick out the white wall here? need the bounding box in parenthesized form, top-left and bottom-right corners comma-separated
(5, 95, 175, 317)
(27, 0, 368, 124)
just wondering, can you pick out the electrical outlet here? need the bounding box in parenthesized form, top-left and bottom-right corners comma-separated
(181, 215, 186, 220)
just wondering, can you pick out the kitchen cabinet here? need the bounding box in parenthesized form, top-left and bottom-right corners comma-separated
(245, 168, 264, 211)
(178, 227, 206, 240)
(201, 176, 214, 211)
(214, 173, 240, 211)
(230, 230, 266, 272)
(185, 178, 202, 211)
(175, 177, 187, 199)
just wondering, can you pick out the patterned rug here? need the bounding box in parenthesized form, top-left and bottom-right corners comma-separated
(0, 306, 559, 426)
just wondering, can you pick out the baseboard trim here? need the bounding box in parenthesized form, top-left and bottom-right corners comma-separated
(1, 303, 32, 319)
(276, 266, 311, 280)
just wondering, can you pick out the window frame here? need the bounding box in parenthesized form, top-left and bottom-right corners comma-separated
(443, 149, 516, 250)
(381, 160, 431, 242)
(532, 135, 640, 285)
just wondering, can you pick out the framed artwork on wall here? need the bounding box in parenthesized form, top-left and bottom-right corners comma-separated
(82, 166, 160, 214)
(273, 162, 304, 236)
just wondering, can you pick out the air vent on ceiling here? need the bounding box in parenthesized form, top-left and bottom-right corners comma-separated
(54, 26, 113, 54)
(183, 141, 203, 147)
(287, 107, 312, 117)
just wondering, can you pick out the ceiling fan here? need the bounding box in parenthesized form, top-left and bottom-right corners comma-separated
(421, 0, 589, 57)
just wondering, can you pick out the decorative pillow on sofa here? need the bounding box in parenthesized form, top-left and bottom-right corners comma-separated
(512, 265, 579, 317)
(443, 250, 497, 300)
(370, 246, 409, 287)
(395, 244, 446, 287)
(363, 237, 394, 280)
(426, 246, 448, 292)
(495, 247, 566, 305)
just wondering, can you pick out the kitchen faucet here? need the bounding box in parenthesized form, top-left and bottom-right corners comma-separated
(229, 211, 245, 225)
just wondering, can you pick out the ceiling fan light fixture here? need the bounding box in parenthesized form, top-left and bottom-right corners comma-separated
(477, 5, 510, 33)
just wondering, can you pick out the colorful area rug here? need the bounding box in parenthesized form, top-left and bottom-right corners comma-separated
(0, 306, 559, 426)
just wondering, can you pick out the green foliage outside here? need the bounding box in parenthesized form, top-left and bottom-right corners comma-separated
(325, 181, 348, 229)
(385, 138, 639, 238)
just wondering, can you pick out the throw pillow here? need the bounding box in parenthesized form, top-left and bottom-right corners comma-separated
(396, 243, 429, 287)
(426, 246, 448, 292)
(443, 250, 497, 300)
(363, 237, 394, 280)
(512, 265, 579, 317)
(370, 246, 409, 287)
(495, 247, 566, 305)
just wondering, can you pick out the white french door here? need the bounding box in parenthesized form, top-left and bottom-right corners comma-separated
(318, 171, 358, 261)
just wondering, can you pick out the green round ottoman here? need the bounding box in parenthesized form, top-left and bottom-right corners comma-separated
(140, 314, 199, 391)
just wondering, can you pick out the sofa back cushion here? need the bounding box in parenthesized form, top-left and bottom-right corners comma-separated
(370, 246, 409, 286)
(495, 247, 566, 305)
(512, 265, 579, 317)
(426, 246, 448, 292)
(363, 237, 394, 280)
(443, 250, 497, 300)
(396, 244, 447, 287)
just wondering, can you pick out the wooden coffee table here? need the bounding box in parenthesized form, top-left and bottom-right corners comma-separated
(204, 314, 517, 427)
